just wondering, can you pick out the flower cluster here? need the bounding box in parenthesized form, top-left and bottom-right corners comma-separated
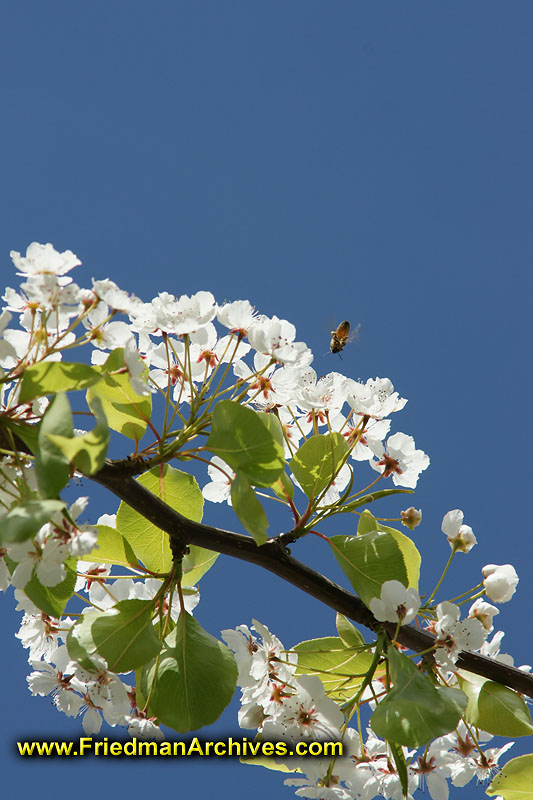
(224, 620, 517, 800)
(17, 542, 199, 739)
(0, 243, 430, 511)
(0, 243, 526, 800)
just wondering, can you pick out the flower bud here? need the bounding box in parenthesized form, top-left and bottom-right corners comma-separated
(441, 509, 477, 553)
(401, 507, 422, 530)
(482, 564, 519, 603)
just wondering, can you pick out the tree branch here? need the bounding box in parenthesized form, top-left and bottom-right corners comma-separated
(91, 459, 533, 698)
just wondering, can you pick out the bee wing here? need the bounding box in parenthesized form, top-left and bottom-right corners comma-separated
(348, 322, 361, 343)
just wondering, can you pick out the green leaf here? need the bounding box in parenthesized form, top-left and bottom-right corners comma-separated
(0, 499, 65, 544)
(141, 612, 237, 733)
(289, 433, 348, 500)
(336, 613, 366, 649)
(487, 754, 533, 799)
(47, 395, 109, 475)
(458, 671, 533, 737)
(329, 525, 420, 608)
(67, 599, 162, 673)
(240, 751, 300, 773)
(389, 740, 409, 800)
(341, 488, 413, 513)
(271, 471, 295, 502)
(357, 509, 379, 535)
(86, 348, 151, 439)
(231, 471, 269, 545)
(35, 392, 73, 498)
(257, 411, 286, 450)
(206, 400, 285, 487)
(79, 524, 139, 568)
(293, 636, 374, 702)
(0, 416, 40, 455)
(358, 512, 422, 589)
(116, 466, 204, 573)
(370, 646, 467, 747)
(18, 361, 102, 403)
(23, 560, 77, 617)
(182, 545, 219, 585)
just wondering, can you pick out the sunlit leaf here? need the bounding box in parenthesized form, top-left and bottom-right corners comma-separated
(206, 400, 284, 487)
(141, 612, 237, 732)
(231, 471, 269, 545)
(289, 433, 348, 500)
(117, 466, 204, 573)
(67, 599, 161, 673)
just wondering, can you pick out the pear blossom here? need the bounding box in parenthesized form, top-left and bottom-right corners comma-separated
(92, 278, 142, 314)
(261, 674, 343, 743)
(370, 431, 430, 488)
(468, 599, 499, 631)
(10, 242, 81, 277)
(124, 337, 150, 396)
(247, 315, 312, 366)
(148, 339, 204, 398)
(346, 416, 391, 462)
(294, 369, 346, 414)
(189, 321, 218, 348)
(222, 619, 297, 690)
(317, 462, 352, 507)
(482, 564, 519, 603)
(344, 377, 407, 419)
(234, 355, 300, 407)
(0, 556, 10, 590)
(223, 619, 298, 731)
(441, 510, 477, 553)
(213, 334, 251, 365)
(5, 274, 82, 320)
(432, 602, 487, 670)
(85, 576, 199, 619)
(145, 290, 216, 336)
(202, 456, 235, 505)
(125, 714, 165, 740)
(16, 613, 73, 661)
(284, 780, 353, 800)
(450, 742, 514, 787)
(2, 325, 73, 371)
(217, 299, 257, 333)
(479, 630, 532, 672)
(0, 309, 17, 366)
(7, 527, 70, 589)
(369, 580, 421, 625)
(74, 562, 111, 592)
(89, 319, 135, 352)
(27, 645, 85, 712)
(0, 308, 12, 335)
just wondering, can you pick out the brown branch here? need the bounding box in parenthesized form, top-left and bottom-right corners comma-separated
(92, 461, 533, 699)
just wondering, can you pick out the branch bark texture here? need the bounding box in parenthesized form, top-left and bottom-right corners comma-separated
(93, 461, 533, 699)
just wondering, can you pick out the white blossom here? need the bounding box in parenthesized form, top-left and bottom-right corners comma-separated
(247, 316, 312, 366)
(92, 278, 142, 314)
(370, 431, 430, 488)
(261, 674, 343, 743)
(344, 377, 407, 419)
(468, 599, 499, 631)
(217, 299, 257, 333)
(441, 509, 477, 553)
(369, 580, 421, 625)
(10, 242, 81, 277)
(482, 564, 519, 603)
(202, 456, 235, 505)
(432, 602, 487, 669)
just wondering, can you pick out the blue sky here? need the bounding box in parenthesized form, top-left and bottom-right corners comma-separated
(1, 3, 532, 798)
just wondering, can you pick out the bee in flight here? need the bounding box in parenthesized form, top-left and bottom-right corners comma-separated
(329, 320, 359, 357)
